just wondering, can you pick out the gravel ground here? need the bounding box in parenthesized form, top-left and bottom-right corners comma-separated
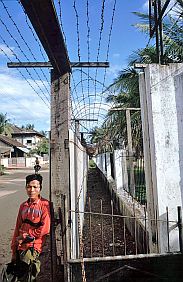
(83, 167, 136, 258)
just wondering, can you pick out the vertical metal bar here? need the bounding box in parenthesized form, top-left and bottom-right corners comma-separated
(123, 216, 126, 255)
(101, 199, 104, 257)
(166, 206, 170, 252)
(133, 203, 138, 254)
(89, 197, 93, 257)
(155, 205, 159, 253)
(126, 109, 135, 196)
(144, 206, 148, 254)
(111, 200, 115, 255)
(49, 130, 52, 202)
(154, 0, 160, 63)
(177, 206, 183, 253)
(149, 0, 152, 37)
(158, 0, 164, 64)
(49, 201, 56, 282)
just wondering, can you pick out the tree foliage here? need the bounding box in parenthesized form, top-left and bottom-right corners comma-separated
(0, 113, 11, 135)
(90, 4, 183, 154)
(29, 138, 49, 156)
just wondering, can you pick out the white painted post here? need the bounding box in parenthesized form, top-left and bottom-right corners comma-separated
(140, 63, 183, 253)
(126, 109, 135, 195)
(139, 71, 157, 253)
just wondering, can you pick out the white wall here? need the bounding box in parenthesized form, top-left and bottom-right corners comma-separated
(141, 63, 183, 252)
(1, 156, 47, 168)
(69, 129, 88, 259)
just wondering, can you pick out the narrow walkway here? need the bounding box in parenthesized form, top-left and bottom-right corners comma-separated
(83, 167, 136, 258)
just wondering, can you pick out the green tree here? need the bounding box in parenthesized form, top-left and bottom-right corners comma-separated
(90, 3, 183, 153)
(25, 124, 35, 130)
(30, 138, 49, 156)
(21, 124, 35, 130)
(0, 113, 11, 135)
(39, 130, 48, 137)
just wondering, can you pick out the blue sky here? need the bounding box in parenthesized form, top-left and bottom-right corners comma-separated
(0, 0, 149, 132)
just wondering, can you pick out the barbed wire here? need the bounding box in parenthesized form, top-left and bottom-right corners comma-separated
(0, 18, 50, 103)
(86, 0, 91, 131)
(94, 0, 105, 98)
(58, 0, 67, 46)
(1, 0, 51, 93)
(0, 36, 50, 108)
(73, 0, 86, 124)
(18, 1, 48, 65)
(96, 0, 117, 128)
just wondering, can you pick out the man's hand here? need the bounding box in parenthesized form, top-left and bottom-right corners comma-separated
(16, 233, 29, 246)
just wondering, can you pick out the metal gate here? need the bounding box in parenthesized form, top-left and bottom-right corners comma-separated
(67, 188, 183, 282)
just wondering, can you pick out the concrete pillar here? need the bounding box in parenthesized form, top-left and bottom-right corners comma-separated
(51, 71, 70, 205)
(139, 63, 183, 253)
(114, 150, 123, 191)
(106, 152, 111, 179)
(50, 70, 71, 279)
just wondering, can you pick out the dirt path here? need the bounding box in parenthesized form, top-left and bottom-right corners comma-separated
(83, 167, 136, 258)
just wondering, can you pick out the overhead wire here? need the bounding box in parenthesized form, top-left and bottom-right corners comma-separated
(0, 37, 50, 108)
(58, 0, 67, 46)
(18, 1, 48, 63)
(1, 0, 51, 93)
(93, 0, 106, 129)
(96, 0, 117, 129)
(0, 17, 50, 104)
(86, 0, 91, 131)
(73, 0, 86, 130)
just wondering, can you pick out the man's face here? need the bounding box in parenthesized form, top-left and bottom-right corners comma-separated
(26, 179, 41, 201)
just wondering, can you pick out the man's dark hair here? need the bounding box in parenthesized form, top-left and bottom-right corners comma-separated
(26, 174, 43, 190)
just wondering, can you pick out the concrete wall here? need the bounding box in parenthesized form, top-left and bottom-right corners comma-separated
(1, 156, 48, 168)
(95, 150, 146, 252)
(139, 63, 183, 253)
(70, 253, 183, 282)
(69, 129, 88, 259)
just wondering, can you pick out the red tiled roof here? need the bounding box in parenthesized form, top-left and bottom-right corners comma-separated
(10, 125, 44, 137)
(0, 135, 27, 148)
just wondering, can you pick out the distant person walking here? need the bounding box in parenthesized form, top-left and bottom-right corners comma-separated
(10, 174, 50, 281)
(34, 157, 41, 174)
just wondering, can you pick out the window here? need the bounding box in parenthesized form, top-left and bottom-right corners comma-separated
(27, 140, 32, 144)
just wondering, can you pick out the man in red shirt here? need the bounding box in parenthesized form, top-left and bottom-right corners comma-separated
(11, 174, 50, 281)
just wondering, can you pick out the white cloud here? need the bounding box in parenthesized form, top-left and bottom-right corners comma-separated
(0, 44, 15, 57)
(142, 1, 148, 11)
(0, 71, 50, 131)
(113, 53, 120, 58)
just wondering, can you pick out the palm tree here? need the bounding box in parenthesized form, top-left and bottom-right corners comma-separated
(133, 1, 183, 63)
(90, 3, 183, 153)
(0, 113, 11, 135)
(25, 124, 35, 130)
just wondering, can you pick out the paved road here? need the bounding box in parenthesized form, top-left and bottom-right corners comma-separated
(0, 168, 49, 274)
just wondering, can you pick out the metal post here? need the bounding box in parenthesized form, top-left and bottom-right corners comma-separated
(126, 109, 135, 196)
(74, 120, 79, 258)
(50, 201, 57, 282)
(158, 0, 164, 64)
(177, 206, 183, 253)
(153, 0, 160, 63)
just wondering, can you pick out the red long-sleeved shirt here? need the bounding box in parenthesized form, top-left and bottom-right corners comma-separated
(11, 196, 50, 255)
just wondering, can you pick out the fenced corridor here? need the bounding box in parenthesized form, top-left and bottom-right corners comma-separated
(69, 167, 183, 282)
(1, 1, 182, 282)
(82, 167, 137, 258)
